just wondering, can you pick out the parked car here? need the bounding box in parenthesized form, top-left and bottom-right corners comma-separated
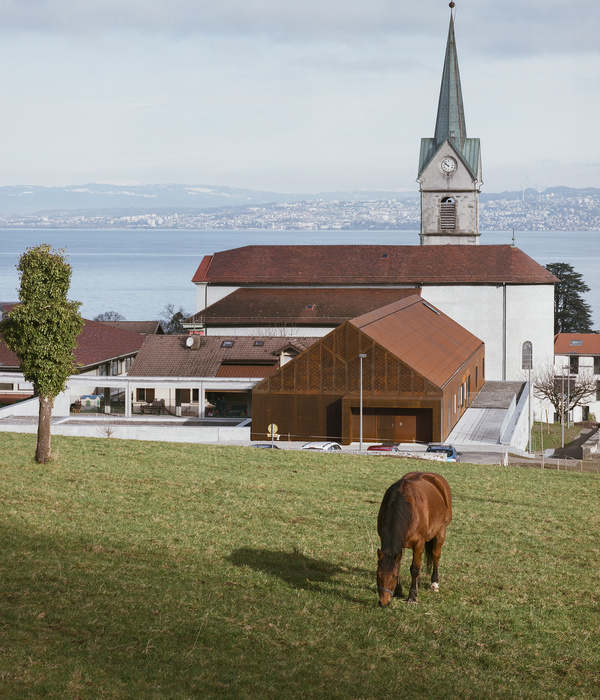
(301, 441, 343, 452)
(366, 444, 401, 454)
(426, 444, 461, 462)
(252, 443, 280, 449)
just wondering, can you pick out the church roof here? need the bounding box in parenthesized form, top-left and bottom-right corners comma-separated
(418, 11, 480, 179)
(192, 245, 558, 286)
(185, 288, 421, 326)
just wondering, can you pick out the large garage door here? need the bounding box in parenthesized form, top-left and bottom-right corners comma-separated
(351, 407, 433, 444)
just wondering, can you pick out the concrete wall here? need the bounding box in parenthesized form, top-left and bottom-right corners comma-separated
(423, 284, 555, 383)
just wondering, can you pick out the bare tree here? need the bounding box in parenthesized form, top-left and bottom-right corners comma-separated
(94, 311, 125, 321)
(533, 363, 596, 420)
(159, 304, 189, 334)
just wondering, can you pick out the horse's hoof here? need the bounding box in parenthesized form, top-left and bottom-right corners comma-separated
(406, 598, 418, 605)
(430, 582, 439, 592)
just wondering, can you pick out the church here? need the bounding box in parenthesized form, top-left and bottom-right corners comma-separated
(183, 7, 557, 444)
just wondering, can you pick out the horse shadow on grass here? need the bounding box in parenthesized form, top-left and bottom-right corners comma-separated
(227, 547, 372, 604)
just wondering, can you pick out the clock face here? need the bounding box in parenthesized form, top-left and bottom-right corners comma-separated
(441, 157, 456, 173)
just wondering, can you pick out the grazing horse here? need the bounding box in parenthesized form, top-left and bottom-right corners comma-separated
(377, 471, 452, 606)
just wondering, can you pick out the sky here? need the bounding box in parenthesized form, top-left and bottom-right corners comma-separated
(0, 0, 598, 194)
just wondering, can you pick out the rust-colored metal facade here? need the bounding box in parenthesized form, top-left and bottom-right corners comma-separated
(252, 320, 484, 444)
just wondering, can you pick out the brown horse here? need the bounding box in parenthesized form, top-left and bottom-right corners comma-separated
(377, 471, 452, 606)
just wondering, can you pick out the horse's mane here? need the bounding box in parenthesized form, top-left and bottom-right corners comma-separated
(380, 479, 412, 556)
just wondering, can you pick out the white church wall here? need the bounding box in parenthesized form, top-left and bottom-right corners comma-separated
(422, 284, 554, 382)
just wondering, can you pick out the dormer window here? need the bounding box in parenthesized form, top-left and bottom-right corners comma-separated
(221, 340, 234, 348)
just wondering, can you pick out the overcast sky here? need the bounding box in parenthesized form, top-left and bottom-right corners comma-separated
(0, 0, 598, 194)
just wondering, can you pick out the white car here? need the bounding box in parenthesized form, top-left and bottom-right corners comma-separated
(301, 441, 343, 452)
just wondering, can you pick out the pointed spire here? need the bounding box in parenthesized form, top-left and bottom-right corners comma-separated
(434, 10, 467, 150)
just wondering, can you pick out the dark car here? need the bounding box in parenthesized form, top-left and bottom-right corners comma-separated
(366, 444, 401, 453)
(426, 444, 461, 462)
(252, 443, 280, 449)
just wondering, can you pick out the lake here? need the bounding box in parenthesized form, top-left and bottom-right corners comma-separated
(0, 229, 598, 329)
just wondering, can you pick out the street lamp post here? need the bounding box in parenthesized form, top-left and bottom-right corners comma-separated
(359, 354, 367, 451)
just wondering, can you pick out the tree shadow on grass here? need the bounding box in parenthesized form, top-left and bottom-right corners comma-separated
(228, 547, 373, 604)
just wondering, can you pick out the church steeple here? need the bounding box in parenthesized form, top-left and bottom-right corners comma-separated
(417, 2, 482, 246)
(434, 13, 467, 152)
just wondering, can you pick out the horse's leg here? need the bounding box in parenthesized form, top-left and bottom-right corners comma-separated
(429, 529, 447, 592)
(407, 542, 424, 604)
(394, 551, 404, 598)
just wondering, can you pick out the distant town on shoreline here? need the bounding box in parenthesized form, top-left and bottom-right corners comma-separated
(0, 183, 598, 231)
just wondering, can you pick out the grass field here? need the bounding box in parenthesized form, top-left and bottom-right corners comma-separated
(1, 432, 600, 699)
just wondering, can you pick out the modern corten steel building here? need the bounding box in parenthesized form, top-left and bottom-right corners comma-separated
(252, 295, 484, 445)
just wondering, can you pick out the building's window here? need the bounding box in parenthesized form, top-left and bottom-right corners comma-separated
(181, 389, 191, 403)
(454, 394, 457, 414)
(0, 383, 13, 390)
(98, 363, 108, 376)
(570, 339, 583, 346)
(136, 388, 155, 403)
(192, 388, 199, 403)
(440, 197, 456, 230)
(221, 340, 234, 348)
(254, 340, 264, 347)
(522, 341, 533, 370)
(594, 357, 600, 375)
(482, 358, 485, 380)
(475, 366, 478, 388)
(596, 381, 600, 402)
(570, 356, 579, 375)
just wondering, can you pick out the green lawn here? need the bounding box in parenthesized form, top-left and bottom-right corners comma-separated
(1, 432, 600, 698)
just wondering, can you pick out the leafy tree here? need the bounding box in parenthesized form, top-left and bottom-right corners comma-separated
(159, 303, 189, 334)
(0, 245, 83, 464)
(533, 362, 596, 421)
(94, 310, 125, 321)
(545, 262, 593, 334)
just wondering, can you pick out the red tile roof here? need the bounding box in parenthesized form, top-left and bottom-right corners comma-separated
(129, 335, 320, 377)
(186, 288, 421, 326)
(0, 318, 144, 371)
(192, 245, 558, 286)
(351, 295, 484, 388)
(554, 333, 600, 355)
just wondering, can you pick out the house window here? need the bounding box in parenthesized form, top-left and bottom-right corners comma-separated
(192, 388, 199, 403)
(221, 340, 234, 348)
(440, 197, 456, 230)
(570, 356, 579, 375)
(254, 340, 264, 346)
(136, 388, 155, 403)
(181, 389, 191, 404)
(596, 381, 600, 402)
(522, 341, 533, 370)
(594, 357, 600, 375)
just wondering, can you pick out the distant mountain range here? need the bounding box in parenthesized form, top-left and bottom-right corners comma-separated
(1, 183, 597, 217)
(0, 184, 418, 216)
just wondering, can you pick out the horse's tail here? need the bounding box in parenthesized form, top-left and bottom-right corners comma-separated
(424, 539, 434, 574)
(379, 481, 412, 555)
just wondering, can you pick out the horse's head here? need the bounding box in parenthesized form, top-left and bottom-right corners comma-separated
(377, 549, 401, 607)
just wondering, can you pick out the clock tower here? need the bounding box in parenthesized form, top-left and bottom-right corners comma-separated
(417, 6, 482, 245)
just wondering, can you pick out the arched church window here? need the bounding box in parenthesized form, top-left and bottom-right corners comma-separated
(440, 197, 456, 230)
(522, 341, 533, 370)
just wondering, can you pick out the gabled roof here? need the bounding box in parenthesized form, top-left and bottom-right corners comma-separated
(185, 288, 421, 326)
(128, 335, 320, 378)
(99, 320, 165, 335)
(0, 318, 144, 371)
(350, 295, 483, 388)
(554, 333, 600, 356)
(192, 245, 558, 286)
